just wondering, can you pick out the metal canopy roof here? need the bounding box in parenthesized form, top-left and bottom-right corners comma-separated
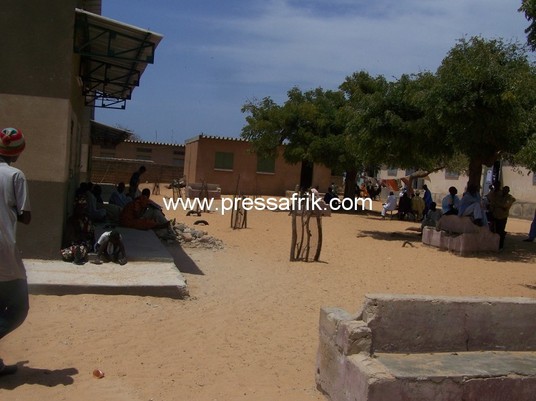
(74, 9, 163, 109)
(90, 120, 132, 145)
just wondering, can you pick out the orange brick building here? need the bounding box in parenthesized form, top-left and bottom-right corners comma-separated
(184, 134, 333, 196)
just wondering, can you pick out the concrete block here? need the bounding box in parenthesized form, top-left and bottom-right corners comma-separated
(462, 376, 536, 401)
(319, 307, 355, 339)
(448, 229, 499, 255)
(316, 307, 359, 398)
(316, 294, 536, 401)
(335, 320, 372, 356)
(376, 351, 536, 401)
(422, 224, 499, 255)
(361, 294, 469, 353)
(421, 226, 438, 246)
(345, 354, 397, 401)
(360, 294, 536, 353)
(437, 215, 480, 233)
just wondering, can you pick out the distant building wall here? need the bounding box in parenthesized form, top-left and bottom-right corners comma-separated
(184, 135, 332, 196)
(91, 140, 185, 184)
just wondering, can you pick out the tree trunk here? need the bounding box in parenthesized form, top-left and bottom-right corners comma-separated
(467, 157, 483, 189)
(314, 215, 322, 262)
(344, 169, 357, 198)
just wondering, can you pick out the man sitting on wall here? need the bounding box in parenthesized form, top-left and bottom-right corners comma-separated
(458, 184, 487, 227)
(119, 188, 176, 240)
(109, 182, 131, 208)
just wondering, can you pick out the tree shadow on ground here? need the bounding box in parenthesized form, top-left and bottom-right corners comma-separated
(164, 243, 204, 275)
(357, 230, 421, 243)
(0, 362, 78, 390)
(357, 227, 536, 263)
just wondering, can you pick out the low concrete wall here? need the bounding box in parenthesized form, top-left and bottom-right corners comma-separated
(316, 294, 536, 401)
(359, 294, 536, 353)
(423, 215, 500, 255)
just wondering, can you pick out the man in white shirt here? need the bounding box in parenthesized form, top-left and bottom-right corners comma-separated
(0, 128, 31, 376)
(381, 191, 398, 218)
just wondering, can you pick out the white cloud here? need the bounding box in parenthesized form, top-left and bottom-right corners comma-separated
(194, 0, 528, 89)
(98, 0, 531, 141)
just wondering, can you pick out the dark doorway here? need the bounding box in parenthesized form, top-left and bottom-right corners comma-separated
(300, 161, 313, 190)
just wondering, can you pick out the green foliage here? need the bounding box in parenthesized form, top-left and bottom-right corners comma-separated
(241, 36, 536, 184)
(520, 0, 536, 51)
(434, 36, 536, 181)
(241, 97, 285, 159)
(241, 86, 354, 171)
(341, 71, 453, 171)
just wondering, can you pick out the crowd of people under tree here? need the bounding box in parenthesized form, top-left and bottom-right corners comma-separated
(316, 178, 519, 252)
(379, 182, 516, 251)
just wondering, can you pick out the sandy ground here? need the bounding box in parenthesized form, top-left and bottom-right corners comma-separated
(2, 187, 536, 401)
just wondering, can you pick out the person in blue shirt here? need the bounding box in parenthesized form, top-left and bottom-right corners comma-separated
(109, 182, 132, 208)
(458, 184, 487, 227)
(441, 186, 460, 215)
(422, 184, 433, 215)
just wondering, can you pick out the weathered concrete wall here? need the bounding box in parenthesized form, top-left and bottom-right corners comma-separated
(423, 215, 500, 255)
(359, 294, 536, 353)
(316, 294, 536, 401)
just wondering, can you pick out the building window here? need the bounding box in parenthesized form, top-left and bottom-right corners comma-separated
(387, 167, 397, 177)
(445, 170, 459, 180)
(532, 173, 536, 186)
(257, 157, 275, 174)
(173, 158, 184, 168)
(214, 151, 234, 170)
(100, 151, 116, 158)
(136, 147, 152, 161)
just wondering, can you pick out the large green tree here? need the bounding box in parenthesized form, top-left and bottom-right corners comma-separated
(341, 71, 467, 188)
(241, 87, 359, 194)
(241, 37, 536, 194)
(433, 36, 536, 186)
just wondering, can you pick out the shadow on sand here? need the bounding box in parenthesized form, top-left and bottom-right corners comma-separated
(0, 362, 78, 390)
(164, 243, 205, 275)
(357, 228, 536, 263)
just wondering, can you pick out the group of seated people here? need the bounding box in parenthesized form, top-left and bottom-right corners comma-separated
(358, 181, 381, 200)
(381, 183, 509, 235)
(63, 181, 176, 260)
(381, 190, 428, 221)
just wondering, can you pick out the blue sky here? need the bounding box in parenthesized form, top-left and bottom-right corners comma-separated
(96, 0, 531, 144)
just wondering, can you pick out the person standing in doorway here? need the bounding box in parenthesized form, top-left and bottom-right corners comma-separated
(0, 128, 31, 376)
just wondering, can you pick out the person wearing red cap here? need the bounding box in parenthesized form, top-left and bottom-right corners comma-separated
(0, 127, 31, 376)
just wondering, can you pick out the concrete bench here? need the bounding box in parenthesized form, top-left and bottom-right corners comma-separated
(316, 294, 536, 401)
(422, 215, 499, 255)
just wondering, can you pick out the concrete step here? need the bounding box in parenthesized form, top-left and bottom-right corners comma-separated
(94, 224, 174, 262)
(376, 351, 536, 378)
(25, 226, 189, 299)
(362, 351, 536, 401)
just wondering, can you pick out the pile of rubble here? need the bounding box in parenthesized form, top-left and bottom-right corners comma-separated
(172, 223, 224, 249)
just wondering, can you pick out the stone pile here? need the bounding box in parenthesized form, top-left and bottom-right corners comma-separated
(172, 223, 224, 249)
